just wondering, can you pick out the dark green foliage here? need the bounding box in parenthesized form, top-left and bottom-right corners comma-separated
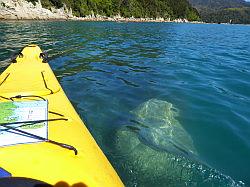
(202, 7, 250, 24)
(189, 0, 250, 23)
(41, 0, 53, 9)
(189, 0, 249, 10)
(39, 0, 200, 20)
(50, 0, 64, 8)
(26, 0, 38, 6)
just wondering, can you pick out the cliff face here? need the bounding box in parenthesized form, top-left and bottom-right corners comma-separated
(0, 0, 73, 20)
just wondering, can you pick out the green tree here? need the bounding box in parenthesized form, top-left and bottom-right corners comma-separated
(39, 0, 200, 20)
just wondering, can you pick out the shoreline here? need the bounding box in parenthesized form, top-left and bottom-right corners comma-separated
(0, 16, 204, 24)
(72, 16, 202, 24)
(1, 17, 248, 25)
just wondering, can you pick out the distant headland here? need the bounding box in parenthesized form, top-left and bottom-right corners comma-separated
(190, 0, 250, 24)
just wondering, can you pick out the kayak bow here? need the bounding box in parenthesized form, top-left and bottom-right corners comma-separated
(0, 45, 124, 187)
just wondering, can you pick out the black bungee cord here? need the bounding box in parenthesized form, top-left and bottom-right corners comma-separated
(0, 95, 78, 155)
(0, 119, 78, 155)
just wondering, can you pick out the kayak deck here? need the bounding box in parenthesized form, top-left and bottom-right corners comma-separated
(0, 45, 123, 186)
(0, 62, 60, 97)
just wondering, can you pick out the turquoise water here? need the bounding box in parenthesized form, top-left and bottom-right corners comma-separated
(0, 21, 250, 186)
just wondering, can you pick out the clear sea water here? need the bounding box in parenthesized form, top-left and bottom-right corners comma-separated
(0, 21, 249, 187)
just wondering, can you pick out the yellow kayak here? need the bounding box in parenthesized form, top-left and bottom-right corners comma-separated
(0, 45, 124, 186)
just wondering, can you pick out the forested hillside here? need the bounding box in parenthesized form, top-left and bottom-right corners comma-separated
(27, 0, 200, 20)
(202, 7, 250, 24)
(189, 0, 250, 23)
(189, 0, 247, 10)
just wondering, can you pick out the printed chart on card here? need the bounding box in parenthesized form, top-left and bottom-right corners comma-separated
(0, 100, 48, 147)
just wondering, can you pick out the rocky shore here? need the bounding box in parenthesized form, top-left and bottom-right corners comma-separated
(74, 14, 191, 23)
(0, 0, 73, 20)
(0, 0, 203, 23)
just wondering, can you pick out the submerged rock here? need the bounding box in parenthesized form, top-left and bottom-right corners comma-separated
(115, 99, 241, 186)
(131, 99, 198, 160)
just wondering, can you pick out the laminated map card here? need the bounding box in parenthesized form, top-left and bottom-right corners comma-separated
(0, 100, 48, 147)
